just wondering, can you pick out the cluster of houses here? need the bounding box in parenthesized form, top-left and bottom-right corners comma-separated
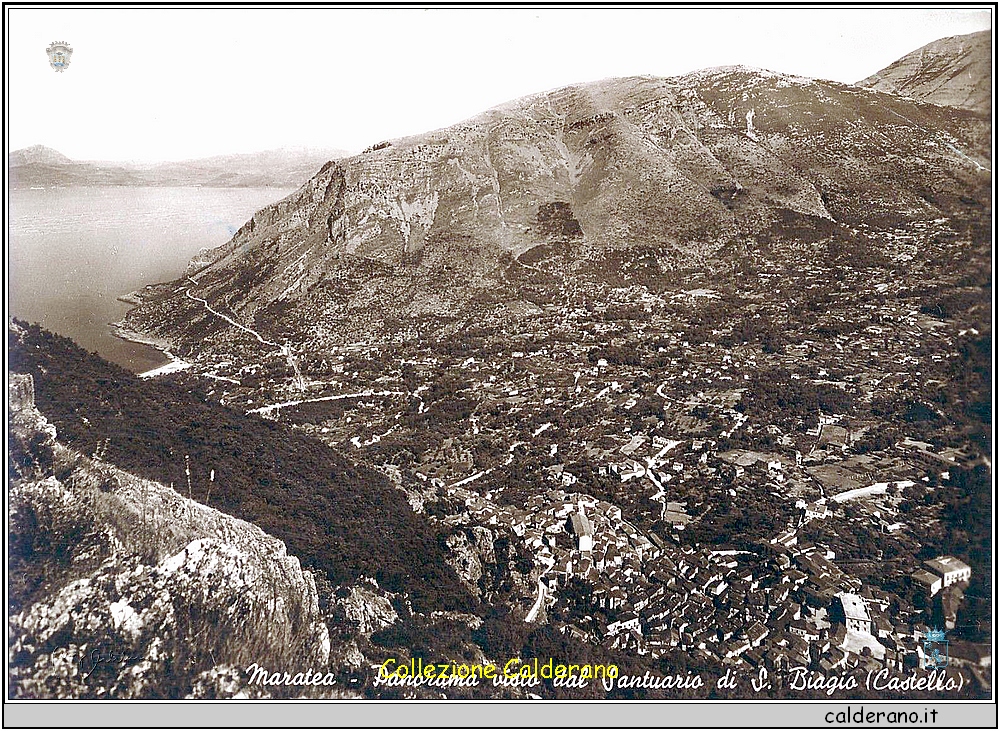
(572, 533, 972, 675)
(368, 275, 985, 684)
(452, 468, 974, 676)
(460, 486, 655, 585)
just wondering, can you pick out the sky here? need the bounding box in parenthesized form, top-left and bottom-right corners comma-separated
(6, 6, 993, 163)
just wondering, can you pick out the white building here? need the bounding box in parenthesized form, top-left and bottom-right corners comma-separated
(569, 503, 594, 553)
(836, 592, 873, 635)
(923, 556, 972, 588)
(911, 569, 943, 596)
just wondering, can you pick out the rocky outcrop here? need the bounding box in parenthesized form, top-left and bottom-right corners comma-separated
(8, 381, 332, 699)
(8, 373, 57, 481)
(444, 526, 533, 602)
(445, 527, 497, 598)
(859, 30, 991, 114)
(329, 579, 400, 636)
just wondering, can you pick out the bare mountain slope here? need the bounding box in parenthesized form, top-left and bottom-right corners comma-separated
(859, 30, 991, 114)
(121, 65, 989, 356)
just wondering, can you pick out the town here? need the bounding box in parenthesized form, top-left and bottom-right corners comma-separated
(145, 198, 990, 697)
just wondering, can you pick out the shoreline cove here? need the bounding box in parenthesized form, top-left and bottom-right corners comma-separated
(108, 323, 179, 375)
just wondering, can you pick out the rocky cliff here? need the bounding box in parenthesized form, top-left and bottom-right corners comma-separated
(444, 526, 534, 604)
(859, 30, 991, 115)
(8, 373, 336, 699)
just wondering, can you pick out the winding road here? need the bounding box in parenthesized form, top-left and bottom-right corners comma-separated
(185, 284, 279, 347)
(247, 390, 405, 416)
(184, 280, 305, 390)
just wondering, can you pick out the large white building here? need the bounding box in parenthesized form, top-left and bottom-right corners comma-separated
(836, 592, 874, 635)
(923, 556, 972, 588)
(569, 504, 594, 553)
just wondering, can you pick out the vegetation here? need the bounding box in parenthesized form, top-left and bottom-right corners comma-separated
(9, 321, 474, 612)
(537, 201, 583, 240)
(740, 367, 855, 425)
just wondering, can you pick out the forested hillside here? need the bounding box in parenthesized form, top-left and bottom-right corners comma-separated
(8, 320, 473, 612)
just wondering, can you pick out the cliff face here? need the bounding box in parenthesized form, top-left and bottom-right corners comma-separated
(859, 31, 991, 115)
(330, 580, 400, 636)
(444, 526, 533, 602)
(120, 64, 990, 354)
(8, 375, 333, 699)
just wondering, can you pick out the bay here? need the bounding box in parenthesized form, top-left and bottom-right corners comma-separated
(8, 186, 295, 373)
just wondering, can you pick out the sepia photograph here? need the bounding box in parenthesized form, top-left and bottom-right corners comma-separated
(5, 4, 995, 726)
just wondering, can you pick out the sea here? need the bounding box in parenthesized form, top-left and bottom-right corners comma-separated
(8, 186, 295, 373)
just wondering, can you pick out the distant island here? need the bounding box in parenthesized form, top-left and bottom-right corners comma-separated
(8, 144, 349, 188)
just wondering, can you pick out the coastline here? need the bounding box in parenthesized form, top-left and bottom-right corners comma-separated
(116, 280, 176, 307)
(108, 322, 189, 377)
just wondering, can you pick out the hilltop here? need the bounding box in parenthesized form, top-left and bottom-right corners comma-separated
(859, 30, 991, 114)
(8, 144, 73, 167)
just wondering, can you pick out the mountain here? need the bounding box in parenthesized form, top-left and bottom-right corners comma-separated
(149, 148, 353, 188)
(7, 146, 349, 188)
(119, 62, 990, 356)
(858, 30, 991, 114)
(8, 144, 73, 166)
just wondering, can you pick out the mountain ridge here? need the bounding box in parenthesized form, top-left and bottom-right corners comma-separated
(8, 145, 350, 188)
(120, 62, 990, 357)
(8, 144, 73, 166)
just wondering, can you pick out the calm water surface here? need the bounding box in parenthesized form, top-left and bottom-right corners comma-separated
(9, 186, 294, 372)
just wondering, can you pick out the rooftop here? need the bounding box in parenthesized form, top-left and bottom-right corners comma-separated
(910, 569, 941, 587)
(837, 592, 872, 622)
(924, 555, 971, 576)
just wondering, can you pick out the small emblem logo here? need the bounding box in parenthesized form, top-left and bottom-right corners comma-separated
(922, 628, 949, 669)
(46, 41, 73, 72)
